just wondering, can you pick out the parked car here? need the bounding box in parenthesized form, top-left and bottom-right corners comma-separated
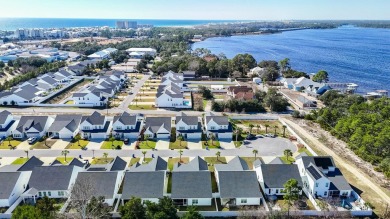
(243, 140, 250, 145)
(27, 137, 37, 144)
(256, 134, 264, 138)
(124, 138, 129, 145)
(245, 134, 256, 140)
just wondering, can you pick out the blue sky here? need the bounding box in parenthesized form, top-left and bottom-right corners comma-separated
(1, 0, 389, 20)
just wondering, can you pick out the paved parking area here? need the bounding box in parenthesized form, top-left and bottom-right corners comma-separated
(86, 140, 104, 150)
(187, 140, 202, 150)
(220, 140, 235, 149)
(242, 137, 297, 156)
(155, 140, 170, 150)
(51, 139, 70, 150)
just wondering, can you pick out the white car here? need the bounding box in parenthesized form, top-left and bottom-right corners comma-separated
(27, 137, 37, 144)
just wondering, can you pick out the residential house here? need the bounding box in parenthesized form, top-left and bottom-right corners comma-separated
(0, 156, 44, 173)
(295, 95, 317, 109)
(74, 171, 123, 206)
(227, 86, 254, 101)
(254, 160, 303, 196)
(183, 71, 196, 80)
(12, 116, 54, 139)
(0, 172, 31, 207)
(0, 85, 42, 105)
(72, 92, 107, 106)
(22, 165, 83, 203)
(112, 112, 143, 140)
(175, 112, 202, 140)
(172, 157, 212, 206)
(143, 117, 172, 139)
(79, 111, 111, 139)
(156, 83, 186, 108)
(126, 48, 157, 58)
(0, 110, 16, 138)
(122, 157, 167, 203)
(88, 48, 118, 60)
(295, 155, 353, 198)
(47, 114, 82, 139)
(204, 112, 233, 140)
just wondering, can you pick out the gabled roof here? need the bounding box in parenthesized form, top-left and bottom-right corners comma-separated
(299, 156, 336, 171)
(16, 116, 50, 133)
(107, 156, 127, 171)
(81, 111, 105, 125)
(122, 171, 165, 200)
(144, 117, 171, 134)
(28, 166, 76, 191)
(48, 114, 82, 133)
(0, 172, 22, 199)
(129, 156, 167, 172)
(68, 158, 86, 168)
(176, 112, 198, 126)
(40, 76, 57, 84)
(14, 85, 40, 100)
(218, 171, 262, 198)
(0, 110, 11, 124)
(307, 163, 326, 180)
(75, 172, 118, 199)
(215, 156, 249, 172)
(259, 164, 302, 188)
(205, 113, 229, 126)
(113, 112, 137, 126)
(17, 156, 44, 171)
(174, 156, 208, 172)
(327, 168, 352, 191)
(171, 171, 212, 199)
(57, 69, 73, 77)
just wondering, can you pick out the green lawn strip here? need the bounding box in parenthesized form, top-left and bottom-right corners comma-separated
(56, 157, 74, 164)
(12, 158, 28, 165)
(204, 157, 227, 172)
(66, 140, 89, 149)
(169, 140, 187, 149)
(129, 105, 156, 110)
(143, 158, 153, 164)
(168, 157, 189, 171)
(32, 138, 56, 149)
(129, 158, 140, 166)
(280, 156, 295, 164)
(65, 100, 74, 104)
(203, 100, 207, 109)
(298, 147, 313, 156)
(138, 140, 157, 149)
(202, 140, 221, 149)
(101, 140, 124, 149)
(0, 140, 21, 149)
(91, 157, 114, 164)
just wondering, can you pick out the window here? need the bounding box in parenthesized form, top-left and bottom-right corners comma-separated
(58, 191, 65, 196)
(211, 126, 215, 130)
(117, 126, 122, 130)
(43, 192, 47, 197)
(325, 183, 329, 187)
(179, 127, 185, 130)
(38, 192, 42, 197)
(48, 191, 51, 196)
(324, 191, 328, 196)
(83, 126, 90, 130)
(276, 189, 279, 193)
(315, 183, 319, 187)
(241, 199, 247, 204)
(192, 199, 198, 205)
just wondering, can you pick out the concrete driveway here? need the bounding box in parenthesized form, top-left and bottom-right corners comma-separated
(219, 140, 235, 149)
(187, 140, 202, 150)
(17, 141, 32, 150)
(155, 140, 170, 150)
(51, 139, 70, 150)
(86, 140, 104, 150)
(242, 137, 296, 156)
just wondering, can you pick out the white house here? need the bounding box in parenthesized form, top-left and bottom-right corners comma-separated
(126, 48, 157, 58)
(12, 116, 54, 139)
(204, 112, 233, 140)
(155, 83, 186, 108)
(47, 114, 82, 139)
(79, 111, 111, 139)
(295, 155, 353, 198)
(0, 85, 42, 105)
(0, 172, 31, 207)
(254, 160, 303, 196)
(175, 112, 202, 140)
(0, 110, 16, 138)
(72, 92, 107, 106)
(112, 112, 143, 140)
(143, 117, 172, 139)
(88, 48, 118, 60)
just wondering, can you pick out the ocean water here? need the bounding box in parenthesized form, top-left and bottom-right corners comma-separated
(0, 18, 240, 30)
(192, 26, 390, 93)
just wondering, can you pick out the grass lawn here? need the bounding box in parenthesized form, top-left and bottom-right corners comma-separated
(32, 139, 56, 149)
(214, 95, 225, 99)
(56, 157, 74, 164)
(129, 158, 140, 166)
(91, 157, 114, 164)
(65, 100, 74, 104)
(12, 158, 28, 165)
(101, 140, 124, 149)
(298, 147, 313, 156)
(240, 157, 261, 170)
(203, 100, 207, 109)
(138, 140, 157, 149)
(280, 156, 295, 164)
(168, 157, 189, 171)
(0, 140, 21, 149)
(202, 140, 220, 149)
(169, 140, 187, 149)
(232, 120, 291, 137)
(66, 140, 89, 149)
(129, 105, 156, 110)
(204, 156, 227, 172)
(133, 98, 156, 102)
(143, 158, 153, 164)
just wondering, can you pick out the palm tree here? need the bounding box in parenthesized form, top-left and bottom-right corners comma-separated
(143, 135, 149, 147)
(24, 150, 29, 159)
(235, 127, 242, 143)
(74, 134, 81, 147)
(178, 149, 183, 162)
(248, 124, 254, 135)
(210, 133, 216, 146)
(265, 124, 270, 134)
(177, 135, 184, 148)
(274, 125, 279, 135)
(109, 133, 115, 148)
(216, 151, 221, 161)
(282, 125, 287, 137)
(253, 149, 258, 159)
(103, 152, 109, 163)
(256, 124, 260, 134)
(142, 150, 147, 161)
(284, 149, 293, 163)
(6, 135, 13, 148)
(61, 150, 70, 162)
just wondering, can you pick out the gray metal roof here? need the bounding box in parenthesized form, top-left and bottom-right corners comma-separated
(69, 158, 86, 168)
(144, 117, 171, 134)
(215, 156, 249, 172)
(40, 76, 58, 84)
(259, 164, 302, 188)
(171, 171, 212, 199)
(205, 114, 229, 126)
(16, 116, 50, 133)
(176, 113, 198, 126)
(327, 168, 352, 191)
(0, 172, 22, 199)
(122, 171, 165, 199)
(48, 114, 82, 133)
(81, 111, 105, 125)
(174, 156, 208, 172)
(17, 156, 44, 171)
(0, 110, 11, 124)
(268, 157, 284, 164)
(218, 171, 262, 198)
(107, 156, 127, 171)
(28, 166, 76, 191)
(15, 85, 39, 100)
(129, 156, 167, 172)
(113, 112, 137, 126)
(75, 172, 119, 199)
(299, 156, 336, 171)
